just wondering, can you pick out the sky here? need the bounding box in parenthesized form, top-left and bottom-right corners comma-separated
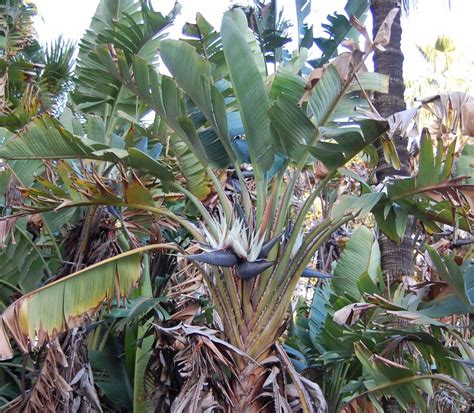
(32, 0, 474, 94)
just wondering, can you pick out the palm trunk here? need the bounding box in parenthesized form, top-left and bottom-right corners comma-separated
(371, 2, 414, 412)
(371, 0, 414, 284)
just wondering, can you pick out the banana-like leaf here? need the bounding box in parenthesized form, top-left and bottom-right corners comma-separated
(308, 65, 342, 127)
(0, 244, 174, 360)
(221, 15, 275, 173)
(199, 128, 235, 168)
(170, 134, 212, 201)
(223, 8, 267, 76)
(269, 66, 388, 168)
(0, 226, 50, 307)
(182, 12, 227, 80)
(95, 48, 210, 166)
(73, 0, 174, 118)
(270, 68, 307, 104)
(420, 247, 474, 316)
(329, 71, 391, 119)
(354, 341, 431, 411)
(387, 130, 457, 199)
(131, 255, 155, 413)
(89, 337, 133, 410)
(378, 129, 473, 241)
(0, 115, 173, 181)
(306, 119, 388, 171)
(331, 192, 384, 223)
(86, 114, 106, 144)
(160, 39, 237, 165)
(455, 143, 473, 184)
(308, 282, 331, 350)
(295, 0, 311, 47)
(331, 226, 380, 301)
(346, 72, 389, 94)
(269, 94, 317, 160)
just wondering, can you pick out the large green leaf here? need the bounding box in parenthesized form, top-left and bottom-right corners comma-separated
(96, 48, 209, 165)
(331, 226, 380, 301)
(170, 134, 212, 201)
(463, 259, 474, 306)
(182, 12, 227, 80)
(73, 0, 173, 120)
(377, 130, 473, 243)
(131, 255, 155, 413)
(346, 72, 389, 94)
(308, 65, 342, 128)
(160, 40, 213, 118)
(0, 226, 50, 307)
(354, 341, 431, 411)
(89, 338, 133, 410)
(223, 8, 267, 75)
(0, 115, 173, 181)
(269, 93, 316, 160)
(270, 64, 388, 170)
(270, 68, 307, 104)
(270, 64, 388, 166)
(0, 244, 174, 360)
(308, 282, 331, 352)
(160, 39, 237, 165)
(455, 143, 474, 184)
(306, 119, 388, 171)
(420, 247, 474, 317)
(221, 15, 275, 173)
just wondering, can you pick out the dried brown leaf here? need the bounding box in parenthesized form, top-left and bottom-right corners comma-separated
(22, 340, 73, 413)
(276, 343, 319, 413)
(299, 51, 368, 106)
(333, 303, 375, 326)
(349, 15, 372, 52)
(298, 67, 325, 105)
(374, 8, 400, 49)
(419, 92, 474, 137)
(340, 397, 376, 413)
(371, 354, 409, 369)
(0, 319, 13, 361)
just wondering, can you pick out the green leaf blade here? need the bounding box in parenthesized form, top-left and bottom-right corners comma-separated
(221, 16, 274, 173)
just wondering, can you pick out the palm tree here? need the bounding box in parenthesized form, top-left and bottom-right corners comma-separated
(370, 0, 415, 285)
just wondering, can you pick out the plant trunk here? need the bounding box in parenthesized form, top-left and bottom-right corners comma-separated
(232, 359, 269, 412)
(371, 2, 414, 412)
(371, 0, 414, 284)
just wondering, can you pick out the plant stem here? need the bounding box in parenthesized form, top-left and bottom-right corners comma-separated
(234, 167, 252, 220)
(257, 173, 333, 301)
(41, 218, 63, 262)
(206, 167, 232, 223)
(169, 182, 214, 228)
(255, 170, 266, 228)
